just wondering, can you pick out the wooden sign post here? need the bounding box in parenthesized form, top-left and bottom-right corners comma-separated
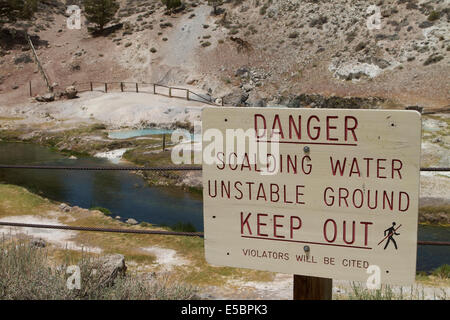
(202, 108, 421, 299)
(294, 275, 332, 300)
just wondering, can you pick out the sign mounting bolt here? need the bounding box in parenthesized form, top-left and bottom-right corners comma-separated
(303, 146, 310, 153)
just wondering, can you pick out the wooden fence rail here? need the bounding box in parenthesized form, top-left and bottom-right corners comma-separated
(28, 80, 224, 106)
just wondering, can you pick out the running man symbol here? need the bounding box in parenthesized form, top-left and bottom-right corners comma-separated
(378, 222, 401, 250)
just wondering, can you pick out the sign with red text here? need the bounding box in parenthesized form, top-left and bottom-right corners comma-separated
(202, 108, 421, 285)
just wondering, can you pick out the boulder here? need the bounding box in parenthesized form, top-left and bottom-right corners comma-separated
(95, 254, 127, 286)
(64, 86, 78, 99)
(30, 238, 46, 248)
(59, 203, 71, 212)
(35, 93, 55, 102)
(126, 218, 138, 225)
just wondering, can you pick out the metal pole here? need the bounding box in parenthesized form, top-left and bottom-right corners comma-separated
(29, 80, 32, 97)
(293, 275, 332, 300)
(162, 134, 166, 151)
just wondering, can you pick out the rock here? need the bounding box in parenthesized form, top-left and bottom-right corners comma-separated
(95, 254, 127, 286)
(432, 137, 442, 143)
(114, 216, 121, 220)
(235, 67, 249, 77)
(14, 53, 32, 64)
(186, 77, 197, 85)
(418, 21, 433, 29)
(126, 218, 138, 225)
(222, 90, 244, 106)
(64, 85, 78, 99)
(59, 203, 71, 212)
(242, 83, 253, 92)
(30, 238, 46, 248)
(69, 155, 77, 160)
(405, 106, 423, 113)
(36, 93, 55, 102)
(240, 92, 249, 104)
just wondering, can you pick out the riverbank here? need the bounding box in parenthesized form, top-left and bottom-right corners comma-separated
(0, 118, 448, 225)
(0, 92, 448, 226)
(0, 183, 448, 300)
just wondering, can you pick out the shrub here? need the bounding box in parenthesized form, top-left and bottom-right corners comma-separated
(161, 0, 182, 11)
(427, 11, 440, 21)
(423, 54, 444, 66)
(288, 32, 299, 39)
(432, 264, 450, 279)
(90, 206, 112, 215)
(161, 222, 197, 232)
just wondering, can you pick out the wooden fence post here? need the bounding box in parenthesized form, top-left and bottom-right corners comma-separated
(162, 134, 166, 151)
(105, 83, 108, 93)
(120, 82, 124, 92)
(136, 83, 138, 93)
(169, 87, 172, 97)
(90, 82, 93, 91)
(29, 81, 32, 97)
(293, 275, 332, 300)
(153, 84, 156, 94)
(186, 90, 189, 101)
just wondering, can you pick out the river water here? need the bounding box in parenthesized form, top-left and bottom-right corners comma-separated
(0, 142, 448, 272)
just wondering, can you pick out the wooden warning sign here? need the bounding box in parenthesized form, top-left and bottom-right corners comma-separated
(202, 108, 421, 285)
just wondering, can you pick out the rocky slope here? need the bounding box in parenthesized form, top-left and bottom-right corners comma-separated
(0, 0, 448, 109)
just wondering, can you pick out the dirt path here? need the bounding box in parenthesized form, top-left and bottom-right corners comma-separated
(152, 5, 212, 84)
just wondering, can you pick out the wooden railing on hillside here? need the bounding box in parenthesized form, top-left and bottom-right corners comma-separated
(28, 80, 224, 106)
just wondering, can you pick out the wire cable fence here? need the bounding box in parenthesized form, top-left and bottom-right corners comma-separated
(0, 221, 448, 246)
(0, 165, 448, 245)
(0, 165, 447, 172)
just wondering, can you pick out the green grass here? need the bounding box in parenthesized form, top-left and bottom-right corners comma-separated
(0, 184, 50, 217)
(90, 206, 112, 216)
(432, 264, 450, 279)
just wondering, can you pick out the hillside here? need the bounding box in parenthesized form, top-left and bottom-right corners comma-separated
(0, 0, 449, 109)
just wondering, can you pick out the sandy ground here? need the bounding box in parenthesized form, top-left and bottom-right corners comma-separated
(0, 215, 102, 253)
(141, 246, 190, 271)
(94, 148, 130, 163)
(208, 274, 450, 300)
(0, 91, 209, 129)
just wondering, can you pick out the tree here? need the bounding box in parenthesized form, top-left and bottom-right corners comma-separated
(208, 0, 223, 15)
(161, 0, 182, 12)
(0, 0, 39, 25)
(83, 0, 119, 31)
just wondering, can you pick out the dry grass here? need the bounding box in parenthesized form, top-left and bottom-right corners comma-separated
(0, 238, 198, 300)
(0, 184, 275, 287)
